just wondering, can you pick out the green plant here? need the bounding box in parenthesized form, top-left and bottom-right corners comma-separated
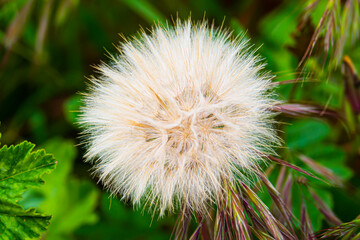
(0, 135, 56, 239)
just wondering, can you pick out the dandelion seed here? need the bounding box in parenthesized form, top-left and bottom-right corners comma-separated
(80, 19, 278, 215)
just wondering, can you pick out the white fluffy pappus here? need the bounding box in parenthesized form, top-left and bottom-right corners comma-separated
(80, 20, 279, 215)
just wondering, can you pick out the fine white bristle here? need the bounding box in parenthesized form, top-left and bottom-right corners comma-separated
(80, 19, 278, 215)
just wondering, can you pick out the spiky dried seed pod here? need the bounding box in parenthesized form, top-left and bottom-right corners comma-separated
(80, 20, 278, 215)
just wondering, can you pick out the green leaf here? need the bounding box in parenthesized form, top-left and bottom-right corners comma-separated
(0, 142, 56, 203)
(0, 201, 50, 240)
(0, 141, 56, 239)
(230, 18, 249, 41)
(121, 0, 166, 24)
(0, 0, 27, 22)
(63, 95, 82, 126)
(305, 145, 353, 181)
(75, 193, 172, 240)
(259, 1, 300, 47)
(292, 185, 333, 231)
(286, 119, 330, 150)
(20, 138, 99, 240)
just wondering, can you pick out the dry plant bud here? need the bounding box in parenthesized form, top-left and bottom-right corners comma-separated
(80, 19, 279, 215)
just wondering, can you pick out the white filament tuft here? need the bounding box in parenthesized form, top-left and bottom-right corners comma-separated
(80, 20, 278, 215)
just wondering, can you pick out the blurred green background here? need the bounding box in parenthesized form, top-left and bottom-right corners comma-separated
(1, 0, 359, 239)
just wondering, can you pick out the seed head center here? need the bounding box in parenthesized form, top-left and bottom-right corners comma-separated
(165, 110, 221, 155)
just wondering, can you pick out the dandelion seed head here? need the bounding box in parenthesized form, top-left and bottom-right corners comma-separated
(81, 20, 278, 215)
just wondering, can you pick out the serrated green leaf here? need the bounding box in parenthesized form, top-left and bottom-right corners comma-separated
(0, 200, 50, 240)
(0, 141, 56, 203)
(20, 138, 99, 240)
(0, 141, 56, 239)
